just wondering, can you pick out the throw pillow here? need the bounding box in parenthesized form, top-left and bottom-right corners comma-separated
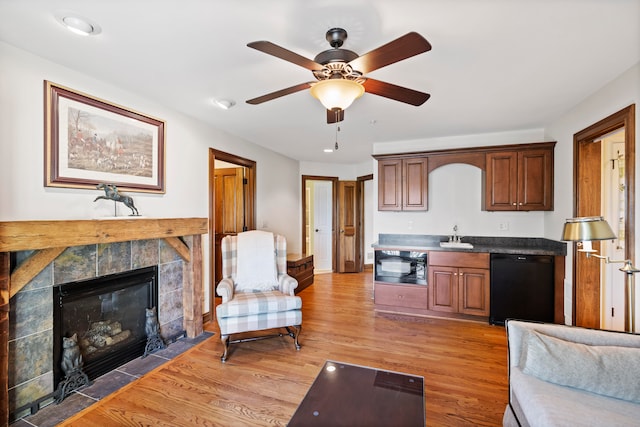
(521, 330, 640, 403)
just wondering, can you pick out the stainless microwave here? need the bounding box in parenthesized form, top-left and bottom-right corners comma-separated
(374, 250, 427, 285)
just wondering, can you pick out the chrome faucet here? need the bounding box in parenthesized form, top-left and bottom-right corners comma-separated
(449, 225, 461, 243)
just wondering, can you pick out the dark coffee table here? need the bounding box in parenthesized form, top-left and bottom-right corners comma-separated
(288, 360, 425, 427)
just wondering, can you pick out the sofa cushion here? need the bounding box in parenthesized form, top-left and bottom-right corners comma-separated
(511, 368, 640, 427)
(521, 330, 640, 403)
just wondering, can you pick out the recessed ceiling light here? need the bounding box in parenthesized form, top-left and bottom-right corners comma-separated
(323, 149, 333, 153)
(213, 99, 236, 110)
(55, 12, 102, 36)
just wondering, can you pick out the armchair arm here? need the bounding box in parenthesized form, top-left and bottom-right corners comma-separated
(278, 274, 299, 296)
(216, 278, 235, 303)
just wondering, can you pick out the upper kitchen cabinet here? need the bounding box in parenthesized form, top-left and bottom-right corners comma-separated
(485, 143, 554, 211)
(377, 157, 428, 211)
(374, 141, 555, 212)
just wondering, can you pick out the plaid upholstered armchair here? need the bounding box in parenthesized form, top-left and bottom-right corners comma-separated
(215, 230, 302, 362)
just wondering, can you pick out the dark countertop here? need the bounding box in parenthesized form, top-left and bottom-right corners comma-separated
(373, 234, 567, 256)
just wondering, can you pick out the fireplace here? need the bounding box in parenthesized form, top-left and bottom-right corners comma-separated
(0, 217, 207, 425)
(53, 266, 158, 387)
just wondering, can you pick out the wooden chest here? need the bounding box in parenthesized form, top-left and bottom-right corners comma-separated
(287, 254, 314, 293)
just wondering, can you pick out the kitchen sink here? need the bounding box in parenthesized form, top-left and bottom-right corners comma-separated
(439, 241, 474, 249)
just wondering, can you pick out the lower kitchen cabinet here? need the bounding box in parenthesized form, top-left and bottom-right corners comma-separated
(429, 266, 490, 316)
(372, 251, 500, 321)
(428, 252, 490, 318)
(374, 283, 428, 310)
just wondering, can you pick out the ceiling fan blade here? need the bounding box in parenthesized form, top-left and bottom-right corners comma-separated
(362, 78, 430, 106)
(247, 41, 324, 71)
(327, 108, 345, 124)
(348, 32, 432, 74)
(246, 82, 314, 105)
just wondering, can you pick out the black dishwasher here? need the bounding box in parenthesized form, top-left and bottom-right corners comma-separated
(490, 254, 554, 325)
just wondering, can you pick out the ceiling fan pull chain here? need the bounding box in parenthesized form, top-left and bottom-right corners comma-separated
(334, 111, 340, 150)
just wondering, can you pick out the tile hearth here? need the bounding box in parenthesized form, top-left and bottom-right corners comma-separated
(10, 332, 213, 427)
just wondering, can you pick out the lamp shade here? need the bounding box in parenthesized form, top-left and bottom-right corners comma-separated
(561, 216, 616, 241)
(310, 79, 364, 110)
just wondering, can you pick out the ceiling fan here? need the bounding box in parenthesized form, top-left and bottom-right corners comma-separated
(246, 28, 432, 123)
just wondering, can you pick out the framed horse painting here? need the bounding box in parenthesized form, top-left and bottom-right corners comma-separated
(44, 81, 166, 193)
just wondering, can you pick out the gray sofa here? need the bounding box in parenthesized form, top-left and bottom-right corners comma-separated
(504, 320, 640, 427)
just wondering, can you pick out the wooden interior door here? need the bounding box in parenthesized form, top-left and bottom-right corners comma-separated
(214, 167, 245, 284)
(338, 181, 358, 273)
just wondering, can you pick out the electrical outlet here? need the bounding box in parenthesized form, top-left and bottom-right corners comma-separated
(499, 222, 509, 231)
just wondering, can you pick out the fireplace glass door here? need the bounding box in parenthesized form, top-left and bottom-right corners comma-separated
(53, 266, 158, 386)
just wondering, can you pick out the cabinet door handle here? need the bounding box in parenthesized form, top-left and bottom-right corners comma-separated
(519, 202, 523, 206)
(512, 202, 517, 206)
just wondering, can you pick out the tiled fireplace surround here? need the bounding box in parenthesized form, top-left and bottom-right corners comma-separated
(0, 218, 207, 423)
(11, 238, 189, 414)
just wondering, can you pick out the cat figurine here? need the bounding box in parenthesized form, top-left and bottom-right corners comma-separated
(61, 333, 83, 377)
(145, 306, 160, 337)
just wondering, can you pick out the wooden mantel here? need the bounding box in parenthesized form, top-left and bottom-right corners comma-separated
(0, 217, 208, 424)
(0, 217, 208, 252)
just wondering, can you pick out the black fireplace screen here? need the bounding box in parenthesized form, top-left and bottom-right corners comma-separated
(53, 266, 158, 386)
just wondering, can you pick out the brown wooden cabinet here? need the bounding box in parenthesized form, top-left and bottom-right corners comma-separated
(287, 254, 314, 293)
(377, 157, 428, 211)
(374, 283, 429, 310)
(428, 252, 490, 317)
(485, 146, 553, 211)
(374, 141, 555, 212)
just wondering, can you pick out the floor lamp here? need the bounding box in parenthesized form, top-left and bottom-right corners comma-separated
(562, 216, 638, 333)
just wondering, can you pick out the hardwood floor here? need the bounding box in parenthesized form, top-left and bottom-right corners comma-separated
(61, 272, 508, 426)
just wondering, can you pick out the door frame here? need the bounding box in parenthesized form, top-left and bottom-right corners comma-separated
(357, 174, 373, 271)
(302, 175, 338, 272)
(208, 148, 256, 322)
(573, 104, 635, 328)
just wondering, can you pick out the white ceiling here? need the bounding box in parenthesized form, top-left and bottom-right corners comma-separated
(1, 0, 639, 164)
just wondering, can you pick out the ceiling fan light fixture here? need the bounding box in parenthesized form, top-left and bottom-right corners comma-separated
(310, 79, 364, 110)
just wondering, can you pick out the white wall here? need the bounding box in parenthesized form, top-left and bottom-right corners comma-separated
(372, 128, 548, 238)
(544, 62, 640, 325)
(0, 42, 301, 313)
(299, 161, 358, 180)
